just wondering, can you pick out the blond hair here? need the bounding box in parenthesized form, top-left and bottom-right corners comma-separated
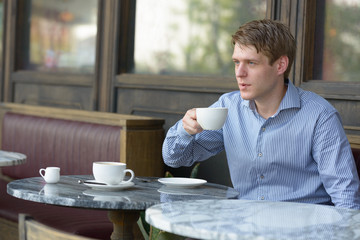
(232, 19, 296, 79)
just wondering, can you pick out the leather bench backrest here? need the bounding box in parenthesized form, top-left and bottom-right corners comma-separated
(353, 148, 360, 177)
(1, 112, 121, 179)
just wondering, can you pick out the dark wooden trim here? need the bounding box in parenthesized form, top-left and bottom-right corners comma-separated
(302, 0, 316, 83)
(279, 0, 292, 23)
(98, 0, 136, 112)
(290, 0, 316, 86)
(300, 80, 360, 98)
(91, 0, 103, 111)
(266, 0, 277, 19)
(3, 0, 17, 102)
(97, 0, 120, 112)
(0, 0, 9, 102)
(115, 74, 238, 93)
(14, 0, 31, 71)
(118, 0, 136, 74)
(346, 127, 360, 149)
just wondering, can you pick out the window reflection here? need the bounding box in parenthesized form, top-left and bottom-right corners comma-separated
(134, 0, 266, 76)
(314, 0, 360, 82)
(26, 0, 98, 73)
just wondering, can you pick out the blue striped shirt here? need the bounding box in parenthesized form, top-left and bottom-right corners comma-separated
(162, 81, 360, 209)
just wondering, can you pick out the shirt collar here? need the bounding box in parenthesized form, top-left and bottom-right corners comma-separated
(279, 80, 301, 111)
(240, 79, 301, 111)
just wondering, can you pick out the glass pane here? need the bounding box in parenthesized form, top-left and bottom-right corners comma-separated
(25, 0, 98, 73)
(314, 0, 360, 82)
(134, 0, 266, 76)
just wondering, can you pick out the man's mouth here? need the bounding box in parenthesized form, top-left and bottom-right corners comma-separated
(239, 83, 250, 89)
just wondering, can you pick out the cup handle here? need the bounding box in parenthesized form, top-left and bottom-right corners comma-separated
(123, 169, 135, 183)
(39, 169, 46, 178)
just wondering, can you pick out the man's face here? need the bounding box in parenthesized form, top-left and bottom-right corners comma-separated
(232, 44, 284, 103)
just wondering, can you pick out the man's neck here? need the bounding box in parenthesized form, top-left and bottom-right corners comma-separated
(255, 85, 288, 119)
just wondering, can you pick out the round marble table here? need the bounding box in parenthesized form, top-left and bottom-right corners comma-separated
(7, 175, 239, 240)
(0, 150, 26, 166)
(146, 199, 360, 240)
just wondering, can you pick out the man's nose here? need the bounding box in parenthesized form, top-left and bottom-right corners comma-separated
(235, 63, 247, 77)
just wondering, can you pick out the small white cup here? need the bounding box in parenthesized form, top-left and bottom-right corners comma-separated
(39, 167, 60, 184)
(93, 162, 135, 185)
(196, 107, 228, 130)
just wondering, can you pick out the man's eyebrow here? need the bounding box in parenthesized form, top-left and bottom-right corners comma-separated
(232, 57, 259, 62)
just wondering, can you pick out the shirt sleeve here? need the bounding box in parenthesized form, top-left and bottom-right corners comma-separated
(312, 111, 360, 209)
(162, 119, 225, 168)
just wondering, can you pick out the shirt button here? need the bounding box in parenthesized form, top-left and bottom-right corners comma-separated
(261, 196, 265, 200)
(262, 127, 266, 132)
(260, 175, 264, 179)
(258, 153, 263, 157)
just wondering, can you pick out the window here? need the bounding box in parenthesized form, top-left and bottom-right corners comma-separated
(314, 0, 360, 82)
(134, 0, 266, 77)
(16, 0, 98, 74)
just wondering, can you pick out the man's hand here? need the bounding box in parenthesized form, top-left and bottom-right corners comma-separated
(182, 108, 203, 135)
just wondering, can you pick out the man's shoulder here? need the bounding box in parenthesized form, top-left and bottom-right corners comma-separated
(297, 87, 336, 113)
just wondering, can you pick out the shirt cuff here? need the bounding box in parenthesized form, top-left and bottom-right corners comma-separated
(177, 121, 194, 139)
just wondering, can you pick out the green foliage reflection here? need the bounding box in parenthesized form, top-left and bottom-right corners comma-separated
(134, 0, 266, 77)
(321, 1, 360, 82)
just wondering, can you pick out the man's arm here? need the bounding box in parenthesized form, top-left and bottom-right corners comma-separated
(313, 112, 360, 209)
(162, 109, 225, 168)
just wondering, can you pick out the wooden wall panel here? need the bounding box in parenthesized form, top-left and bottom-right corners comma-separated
(13, 84, 93, 110)
(327, 100, 360, 127)
(115, 88, 228, 130)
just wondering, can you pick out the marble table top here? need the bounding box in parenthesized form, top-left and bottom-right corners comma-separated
(0, 150, 26, 166)
(146, 199, 360, 240)
(7, 175, 239, 211)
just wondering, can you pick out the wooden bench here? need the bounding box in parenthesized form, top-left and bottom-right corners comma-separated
(19, 214, 98, 240)
(0, 103, 165, 240)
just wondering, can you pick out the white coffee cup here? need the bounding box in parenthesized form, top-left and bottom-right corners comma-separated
(196, 107, 228, 130)
(93, 162, 135, 185)
(39, 167, 60, 184)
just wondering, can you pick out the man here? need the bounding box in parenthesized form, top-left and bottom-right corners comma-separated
(162, 19, 360, 209)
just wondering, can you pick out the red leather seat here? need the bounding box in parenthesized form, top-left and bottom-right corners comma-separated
(352, 148, 360, 176)
(1, 113, 122, 239)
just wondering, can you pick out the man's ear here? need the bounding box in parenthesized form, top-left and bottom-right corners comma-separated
(277, 56, 289, 75)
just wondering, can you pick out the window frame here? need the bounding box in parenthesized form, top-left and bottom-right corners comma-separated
(2, 0, 104, 109)
(286, 0, 360, 147)
(288, 1, 360, 91)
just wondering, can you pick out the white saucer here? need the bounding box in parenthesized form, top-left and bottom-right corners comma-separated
(158, 177, 207, 188)
(83, 180, 135, 191)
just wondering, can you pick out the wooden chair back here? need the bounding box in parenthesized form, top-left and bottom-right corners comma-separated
(18, 214, 98, 240)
